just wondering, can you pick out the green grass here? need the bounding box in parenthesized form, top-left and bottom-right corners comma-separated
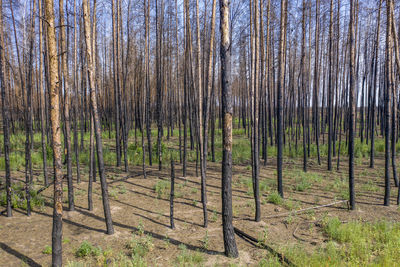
(361, 180, 379, 193)
(286, 170, 322, 192)
(238, 177, 273, 196)
(175, 244, 205, 266)
(153, 179, 170, 199)
(257, 218, 400, 266)
(0, 125, 391, 173)
(268, 218, 400, 266)
(266, 191, 283, 205)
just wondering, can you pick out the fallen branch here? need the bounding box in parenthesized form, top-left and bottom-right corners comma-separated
(265, 200, 348, 219)
(37, 181, 54, 194)
(234, 227, 296, 267)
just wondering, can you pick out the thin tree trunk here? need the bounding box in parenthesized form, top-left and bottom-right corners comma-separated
(0, 0, 12, 217)
(348, 0, 356, 210)
(327, 0, 334, 171)
(370, 0, 382, 169)
(277, 0, 287, 198)
(39, 0, 48, 187)
(170, 160, 175, 229)
(60, 0, 74, 212)
(82, 0, 114, 234)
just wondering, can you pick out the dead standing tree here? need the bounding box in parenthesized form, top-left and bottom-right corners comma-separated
(82, 0, 114, 234)
(277, 0, 287, 198)
(44, 0, 63, 264)
(220, 0, 239, 258)
(0, 0, 12, 217)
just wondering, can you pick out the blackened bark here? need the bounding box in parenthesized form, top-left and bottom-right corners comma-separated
(220, 0, 239, 258)
(24, 0, 37, 216)
(170, 160, 175, 229)
(327, 0, 333, 171)
(0, 0, 12, 217)
(112, 0, 121, 167)
(301, 0, 307, 172)
(83, 0, 114, 234)
(348, 0, 356, 210)
(88, 115, 94, 211)
(277, 0, 287, 198)
(39, 0, 48, 187)
(370, 0, 382, 169)
(60, 0, 74, 212)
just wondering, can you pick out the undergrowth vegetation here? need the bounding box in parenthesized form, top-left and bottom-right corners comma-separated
(0, 182, 44, 210)
(0, 128, 391, 173)
(258, 218, 400, 266)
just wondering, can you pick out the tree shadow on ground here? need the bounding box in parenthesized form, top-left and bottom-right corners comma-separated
(74, 207, 223, 256)
(0, 242, 41, 267)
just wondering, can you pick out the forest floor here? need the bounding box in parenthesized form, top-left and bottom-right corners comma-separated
(1, 131, 400, 266)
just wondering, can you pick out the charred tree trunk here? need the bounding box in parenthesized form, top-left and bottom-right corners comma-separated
(83, 0, 114, 234)
(220, 0, 239, 258)
(348, 0, 356, 210)
(277, 0, 287, 198)
(0, 0, 12, 217)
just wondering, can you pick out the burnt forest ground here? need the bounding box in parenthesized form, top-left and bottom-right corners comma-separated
(1, 123, 400, 266)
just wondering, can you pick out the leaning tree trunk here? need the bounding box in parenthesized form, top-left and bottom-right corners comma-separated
(73, 0, 81, 184)
(39, 0, 48, 187)
(195, 0, 207, 228)
(202, 0, 217, 228)
(82, 0, 114, 234)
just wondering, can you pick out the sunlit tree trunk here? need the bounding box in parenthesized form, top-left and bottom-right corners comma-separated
(220, 0, 238, 258)
(44, 0, 64, 264)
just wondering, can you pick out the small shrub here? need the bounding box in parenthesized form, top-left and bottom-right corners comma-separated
(109, 187, 118, 199)
(118, 184, 127, 194)
(127, 234, 154, 257)
(258, 226, 269, 247)
(201, 231, 209, 250)
(210, 209, 218, 222)
(154, 180, 170, 199)
(42, 245, 52, 255)
(75, 241, 101, 258)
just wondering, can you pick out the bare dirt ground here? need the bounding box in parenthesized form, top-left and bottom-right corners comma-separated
(1, 153, 400, 266)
